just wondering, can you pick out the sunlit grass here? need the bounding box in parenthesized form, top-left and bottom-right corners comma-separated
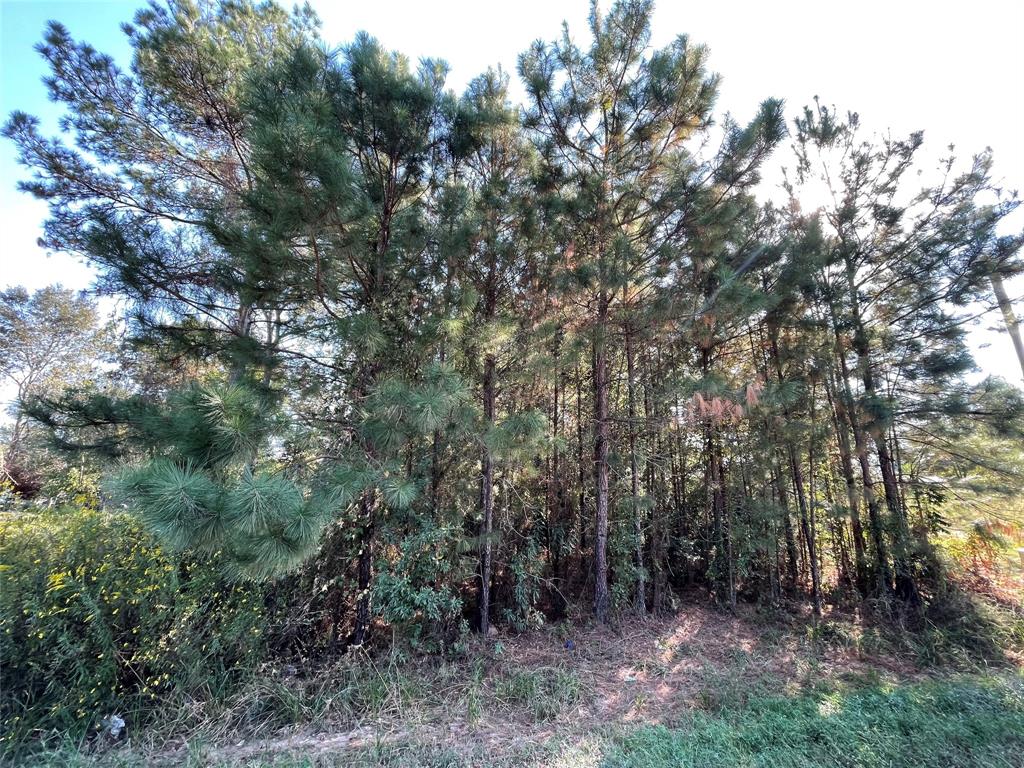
(604, 676, 1024, 768)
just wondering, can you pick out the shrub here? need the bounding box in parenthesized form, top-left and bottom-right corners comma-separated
(0, 506, 268, 755)
(372, 525, 468, 653)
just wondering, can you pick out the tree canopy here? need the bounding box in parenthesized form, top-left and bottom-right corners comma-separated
(5, 0, 1023, 647)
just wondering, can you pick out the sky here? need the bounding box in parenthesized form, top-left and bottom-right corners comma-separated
(1, 0, 1023, 386)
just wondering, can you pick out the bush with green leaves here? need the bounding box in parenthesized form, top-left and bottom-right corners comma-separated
(372, 524, 468, 651)
(0, 505, 268, 754)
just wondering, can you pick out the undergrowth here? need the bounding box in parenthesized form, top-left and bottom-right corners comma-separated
(0, 507, 267, 757)
(4, 508, 1023, 766)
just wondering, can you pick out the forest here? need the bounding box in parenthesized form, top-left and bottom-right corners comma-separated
(1, 1, 1023, 765)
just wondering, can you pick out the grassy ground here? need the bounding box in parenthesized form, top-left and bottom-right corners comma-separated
(12, 595, 1023, 768)
(21, 675, 1024, 767)
(604, 676, 1024, 768)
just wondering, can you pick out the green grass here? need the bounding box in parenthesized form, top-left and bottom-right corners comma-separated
(604, 675, 1024, 768)
(19, 675, 1024, 767)
(492, 665, 582, 721)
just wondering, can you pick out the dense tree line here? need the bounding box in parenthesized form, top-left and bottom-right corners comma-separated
(5, 0, 1023, 647)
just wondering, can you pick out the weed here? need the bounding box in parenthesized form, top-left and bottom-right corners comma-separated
(493, 666, 582, 721)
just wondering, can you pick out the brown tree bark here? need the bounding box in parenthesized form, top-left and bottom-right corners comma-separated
(991, 272, 1024, 382)
(478, 352, 496, 635)
(624, 320, 646, 613)
(823, 368, 869, 596)
(592, 293, 612, 622)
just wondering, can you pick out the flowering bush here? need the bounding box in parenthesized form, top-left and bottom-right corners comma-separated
(0, 506, 267, 752)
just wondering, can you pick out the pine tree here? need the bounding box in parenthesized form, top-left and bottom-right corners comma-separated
(790, 100, 1020, 603)
(7, 0, 1023, 646)
(242, 34, 461, 644)
(518, 0, 780, 619)
(3, 1, 317, 379)
(444, 68, 541, 633)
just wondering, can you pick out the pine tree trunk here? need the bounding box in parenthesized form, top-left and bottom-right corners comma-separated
(228, 301, 255, 384)
(350, 195, 397, 647)
(750, 326, 797, 596)
(549, 332, 567, 614)
(873, 432, 918, 604)
(576, 365, 587, 553)
(806, 384, 823, 616)
(479, 353, 496, 635)
(625, 321, 646, 613)
(592, 295, 611, 622)
(790, 445, 821, 616)
(719, 444, 735, 609)
(831, 321, 891, 595)
(767, 324, 819, 611)
(991, 272, 1024, 381)
(670, 394, 692, 586)
(775, 464, 800, 595)
(432, 235, 457, 515)
(707, 424, 730, 605)
(350, 354, 383, 648)
(837, 350, 893, 595)
(824, 370, 869, 596)
(352, 492, 375, 647)
(832, 279, 895, 597)
(643, 362, 665, 612)
(847, 296, 918, 604)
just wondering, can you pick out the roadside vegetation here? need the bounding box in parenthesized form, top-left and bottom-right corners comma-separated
(3, 503, 1022, 765)
(2, 0, 1023, 764)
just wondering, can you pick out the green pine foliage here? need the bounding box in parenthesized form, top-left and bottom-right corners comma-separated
(109, 382, 328, 580)
(3, 0, 1022, 688)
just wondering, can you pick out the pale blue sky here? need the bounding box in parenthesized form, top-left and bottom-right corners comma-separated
(1, 0, 1023, 385)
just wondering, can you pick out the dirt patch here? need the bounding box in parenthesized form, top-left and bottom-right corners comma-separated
(475, 604, 921, 728)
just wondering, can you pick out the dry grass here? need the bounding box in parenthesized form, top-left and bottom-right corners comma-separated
(13, 592, 1022, 767)
(64, 602, 983, 767)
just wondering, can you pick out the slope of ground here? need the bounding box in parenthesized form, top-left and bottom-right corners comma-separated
(19, 598, 1024, 767)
